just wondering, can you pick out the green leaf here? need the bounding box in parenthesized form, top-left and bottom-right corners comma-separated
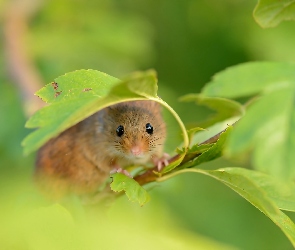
(180, 94, 244, 128)
(23, 70, 119, 154)
(200, 168, 295, 212)
(201, 62, 295, 180)
(227, 89, 295, 179)
(0, 188, 236, 250)
(180, 126, 232, 170)
(187, 127, 206, 144)
(161, 151, 186, 174)
(254, 0, 295, 28)
(22, 69, 189, 157)
(23, 204, 84, 250)
(187, 143, 213, 155)
(114, 70, 158, 98)
(35, 69, 118, 104)
(159, 167, 295, 247)
(202, 62, 295, 98)
(226, 168, 295, 212)
(110, 173, 150, 206)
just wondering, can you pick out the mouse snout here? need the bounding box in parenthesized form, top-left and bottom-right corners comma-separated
(130, 145, 142, 156)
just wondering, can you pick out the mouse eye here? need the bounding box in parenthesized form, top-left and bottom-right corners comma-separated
(116, 125, 124, 137)
(146, 123, 153, 135)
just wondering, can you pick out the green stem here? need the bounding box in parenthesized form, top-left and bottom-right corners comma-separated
(152, 97, 189, 148)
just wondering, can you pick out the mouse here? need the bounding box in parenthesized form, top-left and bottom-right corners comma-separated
(35, 100, 167, 199)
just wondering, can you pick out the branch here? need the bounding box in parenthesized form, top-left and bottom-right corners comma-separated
(134, 124, 231, 185)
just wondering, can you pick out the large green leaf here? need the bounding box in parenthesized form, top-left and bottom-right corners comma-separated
(0, 196, 235, 250)
(179, 94, 244, 128)
(22, 69, 189, 156)
(254, 0, 295, 28)
(202, 62, 295, 98)
(159, 167, 295, 247)
(227, 89, 295, 179)
(201, 62, 295, 180)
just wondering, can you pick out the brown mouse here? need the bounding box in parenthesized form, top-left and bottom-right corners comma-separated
(35, 100, 167, 199)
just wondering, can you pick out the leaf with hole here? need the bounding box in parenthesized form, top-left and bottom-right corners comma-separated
(22, 69, 189, 158)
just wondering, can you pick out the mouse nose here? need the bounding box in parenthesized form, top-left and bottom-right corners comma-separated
(131, 146, 142, 156)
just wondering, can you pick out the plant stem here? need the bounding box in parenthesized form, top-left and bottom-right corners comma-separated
(134, 125, 231, 185)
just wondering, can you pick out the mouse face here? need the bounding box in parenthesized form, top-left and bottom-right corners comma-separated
(101, 100, 166, 165)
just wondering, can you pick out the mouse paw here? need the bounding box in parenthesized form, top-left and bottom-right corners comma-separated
(153, 153, 170, 172)
(110, 167, 133, 178)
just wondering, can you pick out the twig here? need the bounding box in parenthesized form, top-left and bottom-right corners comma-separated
(134, 124, 233, 185)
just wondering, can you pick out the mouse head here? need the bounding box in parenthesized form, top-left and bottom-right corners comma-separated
(103, 100, 166, 165)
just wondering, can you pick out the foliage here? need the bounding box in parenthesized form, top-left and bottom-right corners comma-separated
(110, 173, 150, 206)
(202, 62, 295, 180)
(22, 69, 189, 156)
(23, 62, 295, 246)
(0, 199, 235, 250)
(179, 94, 244, 128)
(160, 167, 295, 244)
(2, 0, 295, 249)
(254, 0, 295, 28)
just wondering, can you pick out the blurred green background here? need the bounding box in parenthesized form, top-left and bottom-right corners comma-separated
(1, 0, 295, 249)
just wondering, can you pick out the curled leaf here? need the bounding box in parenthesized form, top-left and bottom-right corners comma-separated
(110, 173, 150, 206)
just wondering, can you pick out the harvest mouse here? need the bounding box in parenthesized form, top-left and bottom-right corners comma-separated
(35, 100, 167, 198)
